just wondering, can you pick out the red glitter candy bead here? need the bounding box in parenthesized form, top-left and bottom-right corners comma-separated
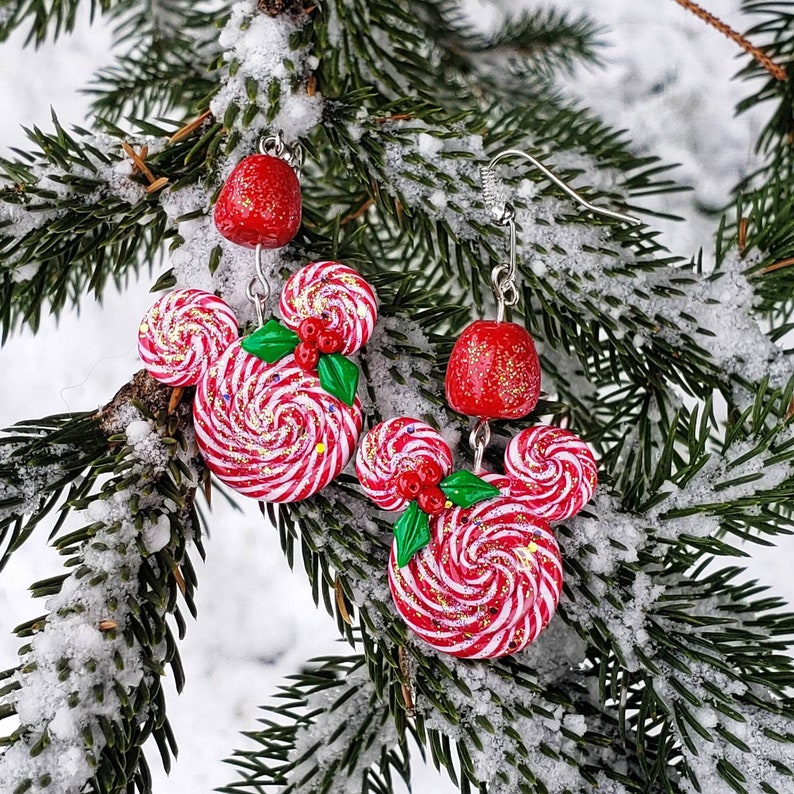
(316, 329, 343, 355)
(445, 320, 541, 420)
(299, 317, 322, 342)
(417, 486, 446, 515)
(294, 340, 320, 371)
(396, 471, 423, 500)
(416, 459, 443, 487)
(213, 154, 301, 249)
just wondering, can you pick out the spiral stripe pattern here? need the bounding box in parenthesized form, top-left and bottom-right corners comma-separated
(138, 289, 239, 387)
(389, 475, 562, 658)
(355, 417, 453, 511)
(279, 261, 378, 355)
(194, 342, 362, 502)
(504, 426, 597, 521)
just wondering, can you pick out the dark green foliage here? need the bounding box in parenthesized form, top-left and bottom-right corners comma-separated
(2, 1, 794, 793)
(0, 372, 203, 794)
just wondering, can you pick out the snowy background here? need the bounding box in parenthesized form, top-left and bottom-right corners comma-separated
(0, 1, 792, 791)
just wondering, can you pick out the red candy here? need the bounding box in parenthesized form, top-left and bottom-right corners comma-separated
(214, 154, 301, 249)
(388, 475, 563, 659)
(445, 320, 541, 420)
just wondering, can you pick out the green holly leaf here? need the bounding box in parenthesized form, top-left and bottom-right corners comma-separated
(317, 352, 359, 406)
(393, 501, 431, 568)
(241, 319, 299, 363)
(440, 470, 500, 508)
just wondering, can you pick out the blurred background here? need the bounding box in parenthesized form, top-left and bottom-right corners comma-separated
(0, 2, 790, 791)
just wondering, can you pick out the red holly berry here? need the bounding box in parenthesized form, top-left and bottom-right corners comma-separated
(317, 329, 343, 355)
(417, 486, 446, 515)
(445, 320, 541, 420)
(214, 154, 302, 249)
(396, 471, 423, 500)
(416, 459, 443, 487)
(294, 341, 320, 371)
(299, 317, 322, 342)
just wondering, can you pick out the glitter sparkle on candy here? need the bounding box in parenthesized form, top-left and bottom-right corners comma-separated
(137, 289, 239, 388)
(193, 342, 362, 502)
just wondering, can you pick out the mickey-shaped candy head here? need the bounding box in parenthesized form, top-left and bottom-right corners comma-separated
(137, 262, 377, 503)
(356, 418, 597, 659)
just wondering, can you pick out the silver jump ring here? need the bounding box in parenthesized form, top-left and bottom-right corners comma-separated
(258, 130, 304, 173)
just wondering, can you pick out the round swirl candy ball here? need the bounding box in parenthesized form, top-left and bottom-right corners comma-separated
(280, 261, 378, 355)
(388, 476, 563, 659)
(137, 288, 239, 387)
(193, 341, 362, 502)
(355, 417, 453, 512)
(504, 425, 597, 521)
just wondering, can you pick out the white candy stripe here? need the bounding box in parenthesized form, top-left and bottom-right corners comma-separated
(279, 261, 378, 355)
(138, 289, 239, 387)
(504, 425, 598, 521)
(389, 477, 562, 659)
(355, 417, 453, 511)
(193, 342, 362, 502)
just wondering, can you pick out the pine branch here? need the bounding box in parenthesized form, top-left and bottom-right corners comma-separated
(0, 411, 107, 573)
(0, 0, 114, 46)
(0, 371, 204, 793)
(0, 112, 221, 342)
(85, 0, 226, 123)
(221, 655, 413, 794)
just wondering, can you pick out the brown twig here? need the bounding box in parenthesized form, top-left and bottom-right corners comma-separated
(98, 620, 118, 632)
(168, 110, 213, 143)
(334, 575, 353, 625)
(671, 0, 787, 82)
(168, 386, 185, 415)
(341, 198, 375, 225)
(738, 217, 748, 257)
(398, 646, 416, 717)
(761, 256, 794, 274)
(373, 113, 414, 124)
(122, 141, 169, 194)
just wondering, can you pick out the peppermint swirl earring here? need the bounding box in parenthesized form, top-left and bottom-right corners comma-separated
(354, 148, 639, 659)
(137, 133, 378, 503)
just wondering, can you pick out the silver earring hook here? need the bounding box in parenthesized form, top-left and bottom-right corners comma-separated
(481, 149, 642, 227)
(479, 149, 640, 322)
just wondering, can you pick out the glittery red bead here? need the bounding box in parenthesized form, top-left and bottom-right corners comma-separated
(416, 459, 443, 487)
(417, 486, 446, 515)
(317, 329, 343, 355)
(214, 154, 301, 249)
(445, 320, 541, 420)
(294, 340, 320, 370)
(396, 471, 423, 500)
(299, 317, 322, 342)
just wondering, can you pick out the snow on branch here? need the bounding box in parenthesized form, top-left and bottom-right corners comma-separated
(0, 375, 201, 791)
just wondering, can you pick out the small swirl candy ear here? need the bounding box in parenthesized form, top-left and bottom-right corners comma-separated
(356, 417, 563, 659)
(279, 261, 378, 356)
(137, 289, 239, 387)
(504, 425, 598, 521)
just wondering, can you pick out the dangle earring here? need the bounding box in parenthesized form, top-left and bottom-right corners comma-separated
(137, 133, 378, 503)
(355, 149, 639, 660)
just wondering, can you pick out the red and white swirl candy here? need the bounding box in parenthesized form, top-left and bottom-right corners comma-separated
(138, 289, 239, 387)
(355, 417, 453, 511)
(505, 425, 597, 521)
(389, 475, 563, 659)
(194, 342, 362, 502)
(280, 261, 377, 355)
